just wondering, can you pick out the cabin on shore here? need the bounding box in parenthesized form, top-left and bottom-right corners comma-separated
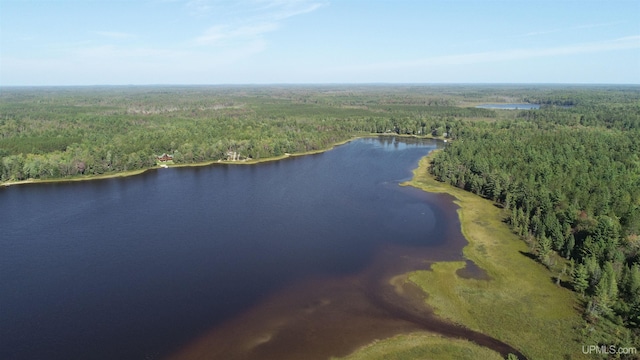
(226, 151, 241, 161)
(157, 153, 173, 162)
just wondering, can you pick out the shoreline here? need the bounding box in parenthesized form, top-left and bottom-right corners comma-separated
(0, 138, 359, 188)
(0, 168, 151, 187)
(388, 151, 586, 359)
(1, 133, 443, 188)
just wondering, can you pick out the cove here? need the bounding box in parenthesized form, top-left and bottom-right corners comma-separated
(1, 137, 508, 360)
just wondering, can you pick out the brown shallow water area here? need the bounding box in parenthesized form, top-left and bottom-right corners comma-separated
(168, 246, 428, 360)
(168, 193, 523, 360)
(1, 138, 526, 360)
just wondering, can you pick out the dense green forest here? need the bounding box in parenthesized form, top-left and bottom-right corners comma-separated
(1, 84, 639, 355)
(0, 85, 498, 181)
(427, 86, 640, 354)
(2, 85, 635, 184)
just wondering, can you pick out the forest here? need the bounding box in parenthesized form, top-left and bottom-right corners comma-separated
(1, 84, 639, 354)
(0, 85, 498, 181)
(427, 86, 640, 352)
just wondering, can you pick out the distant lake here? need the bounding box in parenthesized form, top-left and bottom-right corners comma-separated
(1, 137, 484, 360)
(476, 103, 540, 110)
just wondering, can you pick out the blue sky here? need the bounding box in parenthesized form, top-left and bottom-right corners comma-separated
(1, 0, 639, 85)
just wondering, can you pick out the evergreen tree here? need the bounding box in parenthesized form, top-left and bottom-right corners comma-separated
(536, 235, 552, 266)
(602, 261, 618, 301)
(572, 263, 589, 295)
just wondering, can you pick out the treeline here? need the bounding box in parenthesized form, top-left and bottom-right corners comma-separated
(0, 113, 460, 181)
(429, 104, 640, 349)
(522, 85, 640, 107)
(0, 86, 483, 182)
(2, 84, 640, 349)
(516, 103, 640, 130)
(3, 85, 637, 184)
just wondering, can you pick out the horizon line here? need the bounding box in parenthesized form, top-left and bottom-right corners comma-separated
(2, 82, 640, 88)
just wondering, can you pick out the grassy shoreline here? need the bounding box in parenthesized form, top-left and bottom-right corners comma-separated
(0, 136, 362, 187)
(401, 151, 586, 359)
(1, 133, 442, 188)
(333, 332, 503, 360)
(4, 139, 587, 358)
(338, 150, 587, 360)
(0, 168, 151, 187)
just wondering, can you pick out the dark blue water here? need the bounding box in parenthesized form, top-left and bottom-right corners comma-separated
(1, 137, 450, 360)
(476, 103, 540, 110)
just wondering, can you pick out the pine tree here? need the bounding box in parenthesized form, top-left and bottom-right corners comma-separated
(564, 234, 575, 259)
(572, 263, 589, 295)
(594, 275, 613, 316)
(536, 235, 552, 266)
(628, 263, 640, 304)
(602, 261, 618, 301)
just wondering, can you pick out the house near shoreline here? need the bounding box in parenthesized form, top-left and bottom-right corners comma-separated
(157, 153, 173, 162)
(226, 151, 241, 161)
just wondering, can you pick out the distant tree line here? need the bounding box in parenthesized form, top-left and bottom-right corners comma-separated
(0, 86, 491, 182)
(2, 84, 640, 352)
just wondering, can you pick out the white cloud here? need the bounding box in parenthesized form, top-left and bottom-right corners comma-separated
(193, 22, 279, 45)
(94, 31, 137, 40)
(515, 21, 626, 38)
(346, 35, 640, 72)
(189, 0, 325, 46)
(186, 0, 215, 17)
(1, 38, 269, 85)
(258, 0, 325, 21)
(1, 0, 326, 85)
(72, 45, 178, 59)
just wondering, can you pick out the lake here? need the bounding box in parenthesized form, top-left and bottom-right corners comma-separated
(476, 103, 540, 110)
(1, 137, 498, 360)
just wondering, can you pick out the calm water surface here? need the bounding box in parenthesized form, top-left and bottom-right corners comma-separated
(1, 137, 480, 360)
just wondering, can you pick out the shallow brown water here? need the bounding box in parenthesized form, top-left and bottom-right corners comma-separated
(1, 137, 523, 360)
(169, 193, 524, 360)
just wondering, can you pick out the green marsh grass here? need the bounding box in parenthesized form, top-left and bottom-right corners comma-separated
(338, 151, 588, 360)
(404, 153, 587, 359)
(332, 333, 503, 360)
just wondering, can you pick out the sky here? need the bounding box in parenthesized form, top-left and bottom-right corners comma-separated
(1, 0, 639, 86)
